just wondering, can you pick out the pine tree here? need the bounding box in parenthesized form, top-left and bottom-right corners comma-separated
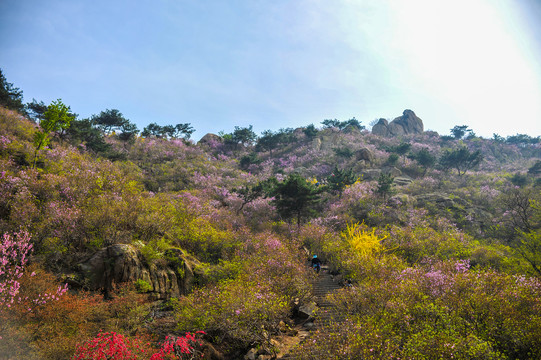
(271, 174, 321, 226)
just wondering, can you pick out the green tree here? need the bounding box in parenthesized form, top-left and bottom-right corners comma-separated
(376, 172, 395, 202)
(256, 130, 280, 156)
(33, 99, 74, 167)
(327, 166, 356, 198)
(0, 68, 24, 113)
(333, 147, 354, 159)
(271, 174, 321, 226)
(171, 123, 195, 139)
(143, 122, 194, 139)
(450, 125, 473, 140)
(385, 153, 399, 166)
(239, 153, 261, 170)
(275, 127, 296, 144)
(528, 160, 541, 177)
(506, 134, 539, 148)
(511, 172, 530, 187)
(91, 109, 128, 134)
(492, 133, 505, 143)
(226, 125, 257, 148)
(392, 142, 411, 164)
(117, 121, 139, 142)
(233, 125, 257, 147)
(514, 199, 541, 276)
(302, 124, 318, 139)
(517, 227, 541, 276)
(321, 119, 341, 129)
(411, 148, 436, 176)
(321, 118, 364, 131)
(66, 118, 109, 153)
(439, 146, 483, 176)
(256, 128, 295, 153)
(141, 122, 165, 138)
(25, 98, 48, 122)
(342, 117, 365, 131)
(232, 179, 276, 215)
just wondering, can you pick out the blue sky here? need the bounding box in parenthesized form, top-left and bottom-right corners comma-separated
(1, 0, 540, 140)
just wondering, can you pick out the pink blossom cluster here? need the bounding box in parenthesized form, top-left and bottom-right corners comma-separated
(32, 283, 68, 306)
(423, 270, 451, 296)
(0, 231, 33, 310)
(479, 185, 500, 200)
(454, 259, 470, 273)
(0, 135, 11, 149)
(0, 230, 68, 314)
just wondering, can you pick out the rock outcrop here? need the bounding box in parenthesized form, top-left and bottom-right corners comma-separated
(298, 301, 317, 319)
(355, 148, 374, 164)
(198, 133, 223, 147)
(361, 167, 402, 180)
(372, 110, 424, 137)
(394, 176, 413, 186)
(415, 192, 470, 209)
(79, 244, 197, 299)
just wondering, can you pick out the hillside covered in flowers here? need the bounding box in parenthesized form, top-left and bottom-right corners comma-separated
(1, 73, 541, 359)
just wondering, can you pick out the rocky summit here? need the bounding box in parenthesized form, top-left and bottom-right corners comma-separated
(372, 109, 424, 137)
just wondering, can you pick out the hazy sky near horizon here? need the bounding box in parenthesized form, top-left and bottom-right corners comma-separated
(1, 0, 540, 140)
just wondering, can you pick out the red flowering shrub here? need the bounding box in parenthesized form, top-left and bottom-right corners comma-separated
(72, 331, 146, 360)
(150, 332, 206, 360)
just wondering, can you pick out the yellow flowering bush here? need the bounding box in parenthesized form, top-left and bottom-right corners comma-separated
(342, 222, 387, 258)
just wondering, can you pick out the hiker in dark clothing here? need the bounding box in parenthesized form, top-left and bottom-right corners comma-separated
(311, 255, 321, 273)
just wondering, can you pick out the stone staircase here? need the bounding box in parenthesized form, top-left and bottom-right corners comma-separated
(279, 267, 344, 359)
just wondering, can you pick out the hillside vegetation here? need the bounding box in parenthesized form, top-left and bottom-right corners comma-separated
(1, 82, 541, 359)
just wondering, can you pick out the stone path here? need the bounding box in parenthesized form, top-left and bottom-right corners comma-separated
(278, 267, 344, 359)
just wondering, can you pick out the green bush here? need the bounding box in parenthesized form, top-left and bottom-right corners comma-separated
(134, 279, 152, 293)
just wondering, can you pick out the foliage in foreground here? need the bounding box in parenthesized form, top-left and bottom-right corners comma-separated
(290, 258, 541, 360)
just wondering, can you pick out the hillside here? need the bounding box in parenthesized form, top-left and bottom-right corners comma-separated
(1, 104, 541, 360)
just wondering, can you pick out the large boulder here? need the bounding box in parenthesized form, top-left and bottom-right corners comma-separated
(371, 118, 390, 137)
(415, 193, 456, 208)
(79, 244, 196, 299)
(298, 301, 318, 319)
(361, 167, 402, 180)
(372, 110, 424, 137)
(355, 148, 374, 164)
(197, 133, 223, 147)
(394, 176, 413, 186)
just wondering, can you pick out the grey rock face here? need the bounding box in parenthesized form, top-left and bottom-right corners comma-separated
(394, 176, 413, 186)
(79, 244, 195, 299)
(415, 193, 456, 208)
(371, 118, 390, 137)
(355, 148, 374, 164)
(372, 110, 424, 137)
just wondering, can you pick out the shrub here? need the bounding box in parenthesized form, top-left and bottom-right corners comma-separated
(134, 279, 152, 293)
(342, 222, 386, 257)
(72, 332, 146, 360)
(312, 260, 541, 359)
(174, 280, 290, 352)
(150, 332, 206, 360)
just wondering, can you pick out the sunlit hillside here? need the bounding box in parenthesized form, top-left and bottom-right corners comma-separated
(1, 76, 541, 359)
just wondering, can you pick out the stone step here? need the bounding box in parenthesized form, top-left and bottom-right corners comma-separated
(279, 270, 346, 359)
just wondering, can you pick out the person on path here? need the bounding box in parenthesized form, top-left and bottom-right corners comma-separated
(311, 255, 321, 273)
